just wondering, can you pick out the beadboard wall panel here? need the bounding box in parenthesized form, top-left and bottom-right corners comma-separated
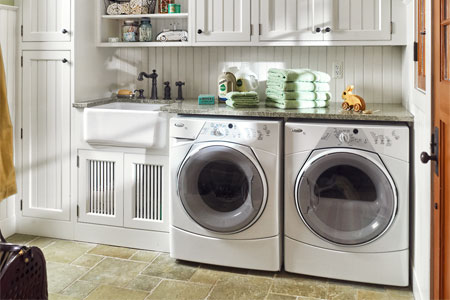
(0, 5, 17, 234)
(114, 46, 403, 104)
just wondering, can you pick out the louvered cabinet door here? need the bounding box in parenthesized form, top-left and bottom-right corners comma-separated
(22, 0, 71, 42)
(78, 151, 124, 227)
(22, 51, 71, 221)
(259, 0, 324, 41)
(195, 0, 251, 42)
(123, 154, 169, 232)
(322, 0, 391, 41)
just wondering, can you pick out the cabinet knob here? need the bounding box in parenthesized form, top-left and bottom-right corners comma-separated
(324, 27, 332, 33)
(62, 58, 69, 64)
(62, 29, 69, 34)
(315, 27, 321, 33)
(197, 29, 203, 34)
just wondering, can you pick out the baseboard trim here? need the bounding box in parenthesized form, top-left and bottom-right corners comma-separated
(0, 216, 16, 238)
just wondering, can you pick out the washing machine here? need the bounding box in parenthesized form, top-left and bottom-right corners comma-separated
(285, 122, 409, 286)
(169, 117, 282, 271)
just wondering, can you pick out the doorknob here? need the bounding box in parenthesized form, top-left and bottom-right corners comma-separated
(421, 127, 439, 175)
(197, 29, 203, 34)
(62, 58, 69, 63)
(315, 27, 321, 33)
(62, 29, 69, 34)
(420, 152, 437, 164)
(324, 27, 332, 33)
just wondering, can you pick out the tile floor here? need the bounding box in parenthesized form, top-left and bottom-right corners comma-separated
(6, 234, 414, 300)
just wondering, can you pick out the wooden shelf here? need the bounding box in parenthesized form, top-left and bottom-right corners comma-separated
(98, 41, 191, 47)
(102, 13, 188, 20)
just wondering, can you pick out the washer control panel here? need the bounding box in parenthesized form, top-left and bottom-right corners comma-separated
(200, 122, 273, 142)
(319, 128, 373, 149)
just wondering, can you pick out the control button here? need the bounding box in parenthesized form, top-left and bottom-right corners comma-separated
(339, 132, 351, 143)
(228, 123, 233, 129)
(353, 129, 359, 134)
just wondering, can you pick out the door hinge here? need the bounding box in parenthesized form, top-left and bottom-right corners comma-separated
(390, 22, 393, 34)
(77, 205, 79, 217)
(250, 24, 253, 35)
(77, 155, 80, 168)
(259, 24, 262, 35)
(21, 25, 23, 37)
(20, 128, 23, 139)
(20, 199, 23, 211)
(21, 56, 23, 67)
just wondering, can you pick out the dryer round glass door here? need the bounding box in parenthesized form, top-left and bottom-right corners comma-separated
(295, 151, 397, 246)
(177, 144, 267, 233)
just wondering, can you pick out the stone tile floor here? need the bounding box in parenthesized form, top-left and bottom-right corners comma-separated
(7, 234, 414, 300)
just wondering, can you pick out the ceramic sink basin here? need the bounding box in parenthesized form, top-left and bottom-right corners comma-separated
(84, 102, 168, 149)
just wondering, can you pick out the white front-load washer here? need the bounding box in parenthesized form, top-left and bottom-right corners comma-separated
(170, 117, 282, 271)
(285, 122, 410, 286)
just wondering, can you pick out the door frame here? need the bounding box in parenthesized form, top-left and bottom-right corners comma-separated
(431, 0, 450, 298)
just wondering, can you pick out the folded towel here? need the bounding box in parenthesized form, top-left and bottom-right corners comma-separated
(266, 91, 332, 101)
(266, 100, 329, 109)
(267, 68, 331, 83)
(226, 99, 259, 108)
(226, 91, 258, 101)
(266, 81, 330, 92)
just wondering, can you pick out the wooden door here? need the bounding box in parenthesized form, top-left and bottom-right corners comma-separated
(431, 0, 450, 298)
(259, 0, 323, 41)
(78, 150, 124, 227)
(22, 51, 71, 221)
(322, 0, 391, 41)
(123, 154, 169, 232)
(22, 0, 71, 42)
(195, 0, 251, 42)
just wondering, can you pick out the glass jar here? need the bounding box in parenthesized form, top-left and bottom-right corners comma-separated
(122, 20, 139, 42)
(139, 18, 152, 42)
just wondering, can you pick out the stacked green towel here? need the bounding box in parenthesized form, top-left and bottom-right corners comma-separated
(225, 91, 259, 108)
(266, 90, 331, 101)
(266, 100, 329, 109)
(266, 68, 332, 109)
(268, 68, 331, 83)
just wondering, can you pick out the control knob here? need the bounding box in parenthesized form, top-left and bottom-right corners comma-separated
(339, 132, 351, 143)
(213, 128, 226, 137)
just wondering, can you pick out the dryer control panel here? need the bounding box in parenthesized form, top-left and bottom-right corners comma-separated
(285, 122, 410, 162)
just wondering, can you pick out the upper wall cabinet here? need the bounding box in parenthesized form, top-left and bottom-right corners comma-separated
(22, 0, 71, 42)
(195, 0, 251, 42)
(260, 0, 391, 41)
(322, 0, 391, 41)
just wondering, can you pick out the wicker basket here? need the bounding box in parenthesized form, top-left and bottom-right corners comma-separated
(105, 0, 155, 15)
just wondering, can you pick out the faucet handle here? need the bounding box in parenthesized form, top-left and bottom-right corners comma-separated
(134, 89, 145, 99)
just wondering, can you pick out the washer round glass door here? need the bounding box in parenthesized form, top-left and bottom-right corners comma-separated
(295, 150, 397, 246)
(177, 143, 267, 233)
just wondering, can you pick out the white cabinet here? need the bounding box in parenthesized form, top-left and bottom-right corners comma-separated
(259, 0, 391, 41)
(78, 151, 169, 232)
(260, 0, 323, 41)
(124, 154, 169, 232)
(195, 0, 251, 42)
(22, 51, 71, 221)
(322, 0, 391, 41)
(22, 0, 71, 42)
(78, 151, 124, 227)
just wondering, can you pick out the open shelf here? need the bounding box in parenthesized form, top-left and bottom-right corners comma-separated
(98, 41, 191, 47)
(102, 13, 189, 20)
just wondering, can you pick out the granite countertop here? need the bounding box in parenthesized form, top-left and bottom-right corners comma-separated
(72, 97, 176, 108)
(73, 97, 413, 123)
(161, 100, 414, 123)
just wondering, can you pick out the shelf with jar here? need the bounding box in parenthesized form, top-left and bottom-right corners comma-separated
(97, 0, 190, 47)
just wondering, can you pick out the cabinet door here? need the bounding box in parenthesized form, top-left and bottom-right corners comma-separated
(78, 151, 124, 227)
(22, 0, 71, 42)
(124, 154, 169, 232)
(323, 0, 391, 41)
(22, 51, 71, 221)
(260, 0, 324, 41)
(195, 0, 251, 42)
